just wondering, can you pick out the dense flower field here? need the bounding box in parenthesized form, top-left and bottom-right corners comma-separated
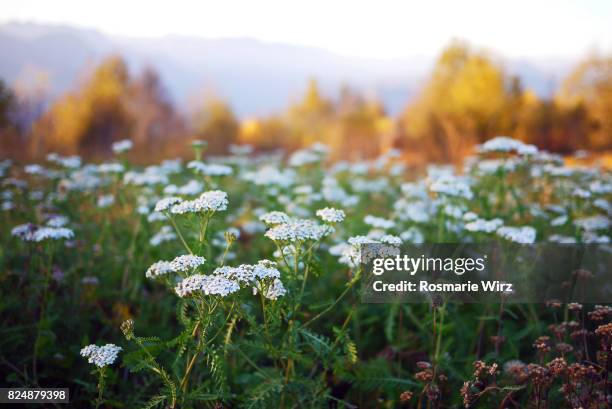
(1, 137, 611, 408)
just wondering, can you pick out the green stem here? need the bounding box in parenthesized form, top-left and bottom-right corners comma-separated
(301, 269, 361, 329)
(168, 215, 193, 254)
(95, 367, 106, 409)
(33, 244, 53, 383)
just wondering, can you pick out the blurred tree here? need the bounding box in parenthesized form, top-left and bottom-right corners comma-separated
(330, 86, 392, 159)
(557, 55, 612, 150)
(514, 90, 589, 153)
(402, 40, 520, 161)
(127, 67, 185, 146)
(32, 55, 132, 155)
(239, 117, 289, 151)
(12, 66, 50, 135)
(286, 79, 334, 149)
(0, 79, 15, 129)
(191, 97, 239, 154)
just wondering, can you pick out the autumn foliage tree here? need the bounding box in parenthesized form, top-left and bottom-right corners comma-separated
(556, 55, 612, 150)
(329, 86, 394, 160)
(32, 56, 131, 155)
(191, 97, 239, 154)
(127, 67, 185, 147)
(30, 56, 184, 158)
(0, 79, 15, 130)
(401, 41, 521, 162)
(5, 45, 610, 162)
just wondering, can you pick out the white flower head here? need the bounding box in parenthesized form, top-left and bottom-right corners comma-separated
(154, 197, 183, 213)
(214, 260, 280, 285)
(316, 207, 345, 223)
(265, 219, 331, 242)
(259, 211, 290, 225)
(203, 164, 233, 176)
(175, 274, 240, 297)
(98, 162, 125, 173)
(33, 227, 75, 242)
(496, 226, 536, 244)
(80, 344, 122, 367)
(253, 278, 287, 300)
(478, 136, 538, 156)
(430, 175, 474, 200)
(379, 234, 402, 246)
(46, 215, 69, 228)
(574, 215, 610, 232)
(13, 223, 75, 242)
(170, 254, 206, 272)
(97, 194, 115, 208)
(170, 190, 228, 214)
(188, 161, 233, 176)
(145, 260, 174, 278)
(364, 215, 395, 229)
(112, 139, 133, 154)
(465, 218, 504, 233)
(149, 226, 177, 246)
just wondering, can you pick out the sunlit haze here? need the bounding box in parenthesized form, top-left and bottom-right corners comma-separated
(3, 0, 612, 59)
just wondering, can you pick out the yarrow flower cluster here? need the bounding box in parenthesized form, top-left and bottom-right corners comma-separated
(170, 190, 228, 214)
(253, 278, 287, 300)
(145, 260, 174, 278)
(316, 207, 345, 223)
(187, 161, 233, 176)
(146, 254, 206, 278)
(465, 218, 504, 233)
(364, 215, 395, 229)
(12, 223, 74, 242)
(478, 136, 538, 156)
(429, 175, 474, 200)
(46, 215, 69, 228)
(149, 225, 177, 246)
(175, 274, 240, 297)
(112, 139, 133, 154)
(97, 194, 115, 208)
(213, 260, 280, 284)
(331, 235, 401, 267)
(80, 344, 122, 368)
(264, 219, 330, 242)
(259, 211, 290, 225)
(379, 234, 403, 245)
(154, 196, 182, 212)
(170, 254, 206, 272)
(496, 226, 537, 244)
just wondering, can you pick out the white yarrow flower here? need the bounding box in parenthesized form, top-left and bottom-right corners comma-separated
(259, 211, 290, 225)
(112, 139, 133, 154)
(154, 197, 183, 212)
(97, 194, 115, 208)
(465, 218, 504, 233)
(170, 190, 228, 214)
(170, 255, 206, 272)
(364, 215, 395, 229)
(80, 344, 122, 367)
(175, 274, 240, 297)
(316, 207, 345, 223)
(496, 226, 536, 244)
(145, 260, 175, 278)
(264, 219, 330, 242)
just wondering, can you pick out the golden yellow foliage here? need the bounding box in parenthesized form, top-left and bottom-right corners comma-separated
(402, 40, 516, 161)
(32, 56, 131, 155)
(557, 55, 612, 149)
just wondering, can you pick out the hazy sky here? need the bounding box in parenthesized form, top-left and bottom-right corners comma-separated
(2, 0, 611, 59)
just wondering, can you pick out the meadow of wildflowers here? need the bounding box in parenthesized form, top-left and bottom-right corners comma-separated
(1, 136, 611, 408)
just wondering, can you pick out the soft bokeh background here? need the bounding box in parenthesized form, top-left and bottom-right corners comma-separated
(0, 0, 611, 163)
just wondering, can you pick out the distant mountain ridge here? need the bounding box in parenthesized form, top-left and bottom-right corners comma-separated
(0, 21, 573, 117)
